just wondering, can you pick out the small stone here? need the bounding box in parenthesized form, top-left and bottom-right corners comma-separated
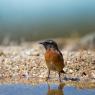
(92, 60, 95, 64)
(68, 69, 73, 73)
(82, 72, 87, 76)
(63, 67, 68, 72)
(0, 51, 5, 56)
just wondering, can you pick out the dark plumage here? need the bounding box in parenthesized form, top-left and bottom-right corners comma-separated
(40, 40, 65, 82)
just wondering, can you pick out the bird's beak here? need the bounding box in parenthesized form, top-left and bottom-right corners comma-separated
(39, 42, 44, 45)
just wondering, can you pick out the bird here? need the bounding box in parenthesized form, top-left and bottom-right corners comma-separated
(47, 83, 65, 95)
(39, 40, 65, 82)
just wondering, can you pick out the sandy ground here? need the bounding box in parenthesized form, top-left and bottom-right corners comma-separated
(0, 43, 95, 84)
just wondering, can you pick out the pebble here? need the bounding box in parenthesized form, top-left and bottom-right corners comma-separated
(0, 44, 95, 84)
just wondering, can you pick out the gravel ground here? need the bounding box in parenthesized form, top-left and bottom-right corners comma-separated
(0, 43, 95, 84)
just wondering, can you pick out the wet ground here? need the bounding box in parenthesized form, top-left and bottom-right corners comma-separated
(0, 82, 95, 95)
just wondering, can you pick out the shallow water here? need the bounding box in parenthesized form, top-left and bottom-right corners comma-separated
(0, 83, 95, 95)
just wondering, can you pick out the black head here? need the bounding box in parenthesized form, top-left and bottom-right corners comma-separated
(39, 40, 59, 50)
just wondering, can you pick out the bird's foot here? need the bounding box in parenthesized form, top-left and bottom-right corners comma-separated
(45, 76, 50, 81)
(59, 78, 62, 83)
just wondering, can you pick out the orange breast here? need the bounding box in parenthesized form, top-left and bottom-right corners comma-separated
(45, 49, 64, 71)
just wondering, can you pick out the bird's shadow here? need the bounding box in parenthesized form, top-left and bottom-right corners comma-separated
(63, 76, 80, 81)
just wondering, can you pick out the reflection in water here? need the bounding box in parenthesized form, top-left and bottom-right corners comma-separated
(0, 82, 95, 95)
(46, 82, 95, 95)
(47, 83, 65, 95)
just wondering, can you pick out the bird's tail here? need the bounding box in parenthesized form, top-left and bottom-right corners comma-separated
(60, 70, 65, 74)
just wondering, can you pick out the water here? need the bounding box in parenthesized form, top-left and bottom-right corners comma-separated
(0, 83, 95, 95)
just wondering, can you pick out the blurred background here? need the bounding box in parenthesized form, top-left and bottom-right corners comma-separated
(0, 0, 95, 45)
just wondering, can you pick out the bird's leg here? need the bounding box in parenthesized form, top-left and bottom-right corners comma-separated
(47, 70, 50, 79)
(58, 72, 61, 82)
(46, 69, 50, 81)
